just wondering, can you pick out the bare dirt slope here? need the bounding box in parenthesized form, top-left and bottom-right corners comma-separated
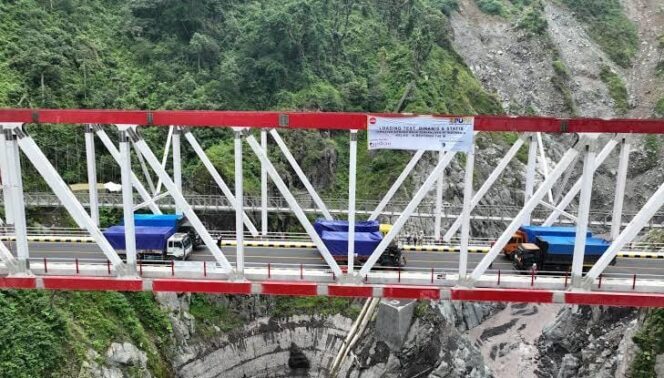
(451, 0, 663, 118)
(622, 0, 664, 117)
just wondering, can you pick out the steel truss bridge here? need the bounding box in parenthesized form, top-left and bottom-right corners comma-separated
(0, 109, 663, 307)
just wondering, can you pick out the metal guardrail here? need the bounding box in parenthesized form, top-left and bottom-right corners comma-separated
(11, 192, 664, 228)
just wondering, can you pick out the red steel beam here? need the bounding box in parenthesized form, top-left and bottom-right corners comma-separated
(1, 108, 663, 133)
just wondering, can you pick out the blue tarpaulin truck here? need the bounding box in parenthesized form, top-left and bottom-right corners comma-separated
(512, 235, 612, 270)
(501, 225, 591, 259)
(131, 214, 202, 247)
(314, 219, 404, 267)
(104, 215, 194, 260)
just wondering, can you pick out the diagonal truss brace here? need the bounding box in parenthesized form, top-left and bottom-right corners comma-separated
(9, 124, 126, 270)
(585, 178, 664, 283)
(95, 129, 162, 214)
(126, 126, 233, 272)
(182, 129, 259, 236)
(270, 129, 333, 220)
(542, 137, 619, 226)
(245, 133, 343, 277)
(359, 151, 457, 276)
(444, 134, 529, 241)
(469, 141, 584, 282)
(368, 149, 425, 221)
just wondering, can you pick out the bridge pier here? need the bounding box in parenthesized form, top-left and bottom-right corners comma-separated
(375, 299, 416, 351)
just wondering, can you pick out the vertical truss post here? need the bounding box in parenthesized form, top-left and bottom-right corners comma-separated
(348, 130, 358, 274)
(537, 133, 554, 203)
(155, 126, 174, 194)
(245, 134, 343, 277)
(0, 125, 16, 268)
(611, 136, 630, 240)
(586, 179, 664, 282)
(261, 129, 268, 236)
(270, 129, 333, 220)
(5, 129, 29, 272)
(459, 140, 475, 282)
(118, 127, 137, 275)
(542, 138, 618, 226)
(571, 141, 596, 286)
(470, 145, 581, 281)
(434, 149, 445, 241)
(368, 150, 425, 221)
(12, 126, 126, 270)
(173, 126, 183, 215)
(127, 126, 233, 272)
(182, 129, 258, 236)
(443, 134, 526, 241)
(523, 134, 538, 225)
(85, 125, 99, 226)
(359, 152, 457, 276)
(95, 129, 162, 214)
(234, 129, 244, 275)
(0, 125, 13, 225)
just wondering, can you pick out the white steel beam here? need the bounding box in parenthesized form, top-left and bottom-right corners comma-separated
(118, 128, 137, 274)
(133, 192, 169, 211)
(470, 146, 581, 281)
(537, 132, 554, 203)
(443, 134, 527, 242)
(155, 125, 174, 194)
(173, 126, 183, 215)
(127, 126, 233, 272)
(261, 129, 268, 236)
(133, 141, 156, 196)
(95, 129, 162, 214)
(368, 149, 425, 221)
(542, 138, 618, 226)
(434, 149, 445, 241)
(182, 129, 258, 236)
(359, 152, 457, 276)
(270, 129, 333, 220)
(571, 142, 596, 285)
(5, 129, 29, 272)
(245, 134, 343, 277)
(11, 125, 125, 269)
(459, 141, 475, 281)
(611, 136, 630, 240)
(234, 129, 244, 275)
(538, 200, 577, 222)
(523, 134, 538, 225)
(348, 130, 358, 274)
(585, 179, 664, 282)
(85, 125, 100, 226)
(0, 125, 13, 225)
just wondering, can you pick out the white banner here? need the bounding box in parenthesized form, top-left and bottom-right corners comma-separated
(367, 116, 474, 152)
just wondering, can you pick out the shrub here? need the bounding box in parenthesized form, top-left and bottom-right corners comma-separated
(599, 66, 629, 115)
(517, 7, 548, 36)
(475, 0, 505, 15)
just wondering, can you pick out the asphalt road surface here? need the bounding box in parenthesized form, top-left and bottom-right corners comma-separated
(4, 242, 663, 278)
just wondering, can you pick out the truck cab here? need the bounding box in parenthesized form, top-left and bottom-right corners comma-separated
(166, 233, 193, 260)
(501, 230, 527, 259)
(513, 243, 542, 270)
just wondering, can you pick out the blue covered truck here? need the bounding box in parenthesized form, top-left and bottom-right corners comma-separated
(512, 235, 612, 271)
(314, 219, 404, 267)
(103, 214, 194, 260)
(501, 225, 591, 259)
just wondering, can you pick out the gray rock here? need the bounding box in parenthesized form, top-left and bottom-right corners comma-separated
(106, 342, 148, 368)
(655, 354, 664, 378)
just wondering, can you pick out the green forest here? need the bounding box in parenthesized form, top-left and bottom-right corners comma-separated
(0, 0, 504, 204)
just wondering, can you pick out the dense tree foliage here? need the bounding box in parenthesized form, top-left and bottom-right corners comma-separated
(0, 0, 502, 201)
